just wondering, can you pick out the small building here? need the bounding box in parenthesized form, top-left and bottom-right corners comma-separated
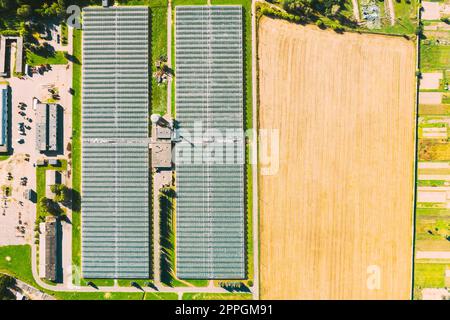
(48, 159, 60, 166)
(23, 189, 34, 202)
(36, 102, 59, 153)
(0, 36, 24, 77)
(0, 84, 9, 153)
(38, 216, 57, 282)
(36, 159, 47, 166)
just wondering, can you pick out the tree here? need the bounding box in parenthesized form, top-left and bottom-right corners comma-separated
(39, 197, 61, 216)
(0, 0, 13, 12)
(50, 184, 71, 204)
(0, 274, 15, 300)
(16, 4, 31, 18)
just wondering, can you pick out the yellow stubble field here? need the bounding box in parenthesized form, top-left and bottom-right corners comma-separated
(258, 17, 416, 299)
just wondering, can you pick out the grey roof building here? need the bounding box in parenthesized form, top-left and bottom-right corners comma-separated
(0, 84, 9, 153)
(36, 103, 59, 153)
(174, 6, 246, 279)
(81, 6, 150, 279)
(39, 216, 57, 282)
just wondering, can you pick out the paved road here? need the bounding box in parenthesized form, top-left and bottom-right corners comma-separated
(351, 0, 360, 21)
(387, 0, 396, 26)
(251, 0, 260, 300)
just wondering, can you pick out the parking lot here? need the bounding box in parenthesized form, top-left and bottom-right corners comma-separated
(0, 31, 73, 246)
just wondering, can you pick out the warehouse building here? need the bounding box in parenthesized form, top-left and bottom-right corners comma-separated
(0, 84, 9, 153)
(39, 216, 58, 282)
(174, 6, 246, 279)
(81, 6, 150, 279)
(35, 102, 59, 153)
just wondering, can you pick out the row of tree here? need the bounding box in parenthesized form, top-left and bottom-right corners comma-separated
(282, 0, 347, 18)
(0, 0, 103, 20)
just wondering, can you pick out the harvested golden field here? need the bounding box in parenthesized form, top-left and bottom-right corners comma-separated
(258, 17, 416, 300)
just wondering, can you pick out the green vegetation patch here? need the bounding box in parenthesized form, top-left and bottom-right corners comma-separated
(420, 44, 450, 71)
(60, 22, 68, 46)
(417, 180, 447, 187)
(183, 293, 253, 300)
(416, 207, 450, 217)
(26, 50, 68, 66)
(0, 245, 36, 286)
(144, 292, 178, 300)
(55, 291, 145, 300)
(378, 0, 418, 35)
(150, 4, 168, 115)
(414, 262, 448, 289)
(419, 104, 450, 115)
(71, 28, 82, 281)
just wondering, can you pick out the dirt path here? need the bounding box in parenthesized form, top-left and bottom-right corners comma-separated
(387, 0, 396, 25)
(352, 0, 360, 21)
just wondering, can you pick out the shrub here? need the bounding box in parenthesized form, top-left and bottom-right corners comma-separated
(316, 19, 325, 29)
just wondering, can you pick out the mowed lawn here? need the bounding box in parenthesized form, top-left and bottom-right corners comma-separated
(26, 51, 68, 66)
(183, 293, 253, 300)
(258, 17, 416, 299)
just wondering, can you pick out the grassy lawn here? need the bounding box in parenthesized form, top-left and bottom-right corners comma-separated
(144, 292, 178, 300)
(71, 28, 82, 281)
(0, 155, 10, 161)
(0, 245, 165, 300)
(26, 51, 68, 67)
(151, 4, 168, 115)
(54, 291, 146, 300)
(378, 0, 418, 35)
(0, 245, 37, 287)
(173, 0, 207, 4)
(416, 208, 450, 217)
(61, 22, 68, 46)
(417, 180, 447, 187)
(183, 293, 253, 300)
(420, 44, 450, 71)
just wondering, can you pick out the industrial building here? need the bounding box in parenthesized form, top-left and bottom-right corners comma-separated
(0, 84, 9, 153)
(174, 6, 246, 279)
(35, 102, 59, 153)
(39, 216, 58, 282)
(81, 6, 150, 279)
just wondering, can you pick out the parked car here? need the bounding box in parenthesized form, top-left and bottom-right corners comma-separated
(16, 138, 24, 144)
